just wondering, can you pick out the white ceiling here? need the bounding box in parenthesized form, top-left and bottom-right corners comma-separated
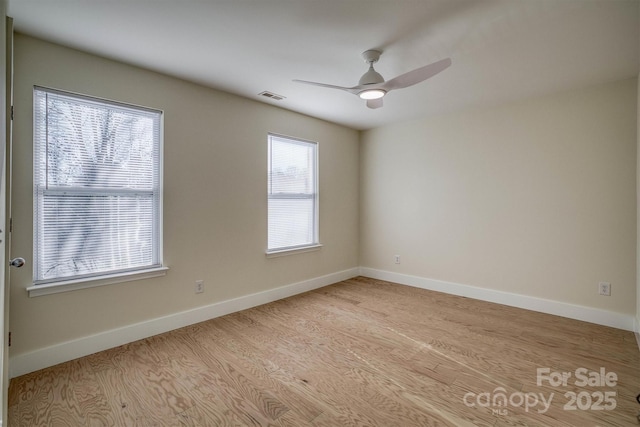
(7, 0, 640, 130)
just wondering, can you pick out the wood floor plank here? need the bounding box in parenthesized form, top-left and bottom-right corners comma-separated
(9, 277, 640, 426)
(10, 358, 116, 427)
(185, 328, 324, 422)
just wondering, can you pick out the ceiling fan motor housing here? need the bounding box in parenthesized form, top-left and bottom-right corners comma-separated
(358, 66, 385, 85)
(359, 49, 385, 86)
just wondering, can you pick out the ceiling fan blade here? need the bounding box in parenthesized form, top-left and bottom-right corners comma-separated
(366, 98, 383, 109)
(293, 79, 360, 94)
(383, 58, 451, 91)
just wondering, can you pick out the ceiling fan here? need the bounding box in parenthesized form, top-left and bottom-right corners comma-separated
(293, 49, 451, 109)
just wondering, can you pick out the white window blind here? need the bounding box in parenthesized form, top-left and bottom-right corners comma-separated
(267, 134, 318, 252)
(33, 87, 163, 284)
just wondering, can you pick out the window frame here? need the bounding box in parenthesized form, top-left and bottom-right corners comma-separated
(29, 86, 166, 296)
(266, 133, 320, 255)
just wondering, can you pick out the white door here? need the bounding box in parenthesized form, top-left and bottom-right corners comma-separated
(0, 11, 12, 424)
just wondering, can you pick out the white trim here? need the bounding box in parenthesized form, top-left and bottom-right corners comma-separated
(26, 267, 169, 297)
(266, 244, 323, 258)
(12, 266, 636, 378)
(9, 267, 359, 378)
(359, 268, 636, 332)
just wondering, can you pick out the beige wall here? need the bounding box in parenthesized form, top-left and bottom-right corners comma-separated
(8, 32, 640, 366)
(10, 34, 359, 358)
(361, 78, 637, 315)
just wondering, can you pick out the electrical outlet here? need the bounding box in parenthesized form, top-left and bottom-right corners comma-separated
(195, 280, 204, 294)
(394, 255, 400, 264)
(598, 282, 611, 296)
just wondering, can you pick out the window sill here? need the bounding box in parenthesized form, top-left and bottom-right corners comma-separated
(26, 266, 169, 297)
(266, 244, 323, 258)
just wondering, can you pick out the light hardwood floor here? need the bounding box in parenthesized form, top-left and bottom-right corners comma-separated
(8, 277, 640, 426)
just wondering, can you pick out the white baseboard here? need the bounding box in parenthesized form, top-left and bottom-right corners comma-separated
(359, 268, 636, 332)
(9, 268, 359, 379)
(9, 266, 636, 378)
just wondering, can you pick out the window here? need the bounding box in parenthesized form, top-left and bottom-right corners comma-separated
(267, 134, 319, 253)
(33, 87, 163, 286)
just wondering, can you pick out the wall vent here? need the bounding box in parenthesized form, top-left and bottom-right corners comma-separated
(259, 91, 286, 101)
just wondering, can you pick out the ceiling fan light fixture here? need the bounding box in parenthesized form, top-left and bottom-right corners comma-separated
(293, 49, 451, 110)
(359, 89, 386, 100)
